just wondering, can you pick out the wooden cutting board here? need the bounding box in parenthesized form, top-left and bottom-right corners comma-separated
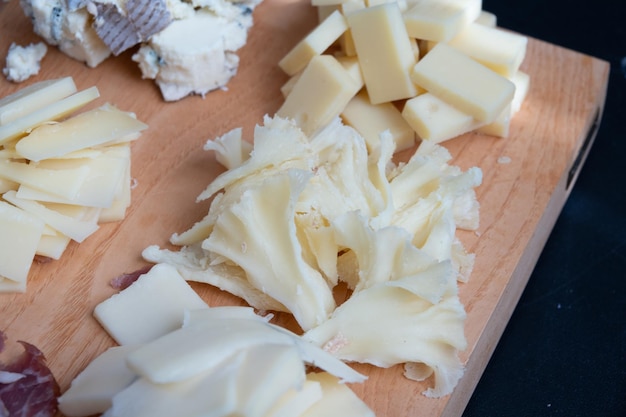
(0, 0, 609, 416)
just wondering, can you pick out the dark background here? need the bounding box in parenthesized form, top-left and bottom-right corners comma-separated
(463, 2, 626, 416)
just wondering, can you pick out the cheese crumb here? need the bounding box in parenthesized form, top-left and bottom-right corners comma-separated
(3, 42, 48, 83)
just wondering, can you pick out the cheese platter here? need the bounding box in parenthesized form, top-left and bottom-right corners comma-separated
(0, 0, 609, 415)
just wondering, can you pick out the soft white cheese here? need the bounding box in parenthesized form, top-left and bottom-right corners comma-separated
(3, 42, 48, 83)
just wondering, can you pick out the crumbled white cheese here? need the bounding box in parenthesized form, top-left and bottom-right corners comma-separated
(3, 42, 48, 83)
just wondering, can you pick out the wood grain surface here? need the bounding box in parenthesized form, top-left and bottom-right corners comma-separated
(0, 0, 609, 416)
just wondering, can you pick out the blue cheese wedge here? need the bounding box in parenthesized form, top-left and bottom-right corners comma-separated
(19, 0, 262, 101)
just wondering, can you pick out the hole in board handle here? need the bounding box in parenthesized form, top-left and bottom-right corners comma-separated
(567, 107, 601, 191)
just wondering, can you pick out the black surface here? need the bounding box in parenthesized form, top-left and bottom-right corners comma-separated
(463, 2, 626, 417)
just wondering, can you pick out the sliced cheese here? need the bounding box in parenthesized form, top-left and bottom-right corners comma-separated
(301, 372, 375, 417)
(265, 380, 323, 417)
(346, 3, 418, 104)
(93, 263, 208, 346)
(401, 92, 479, 143)
(277, 54, 360, 136)
(447, 22, 528, 77)
(2, 190, 99, 243)
(57, 345, 139, 417)
(0, 160, 90, 200)
(17, 154, 128, 208)
(410, 42, 515, 123)
(0, 86, 100, 144)
(0, 200, 45, 285)
(15, 104, 147, 162)
(278, 10, 348, 76)
(0, 276, 27, 293)
(36, 232, 71, 260)
(341, 90, 415, 151)
(0, 77, 77, 125)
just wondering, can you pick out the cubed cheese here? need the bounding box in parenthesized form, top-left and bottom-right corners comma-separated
(341, 90, 415, 151)
(278, 10, 348, 76)
(346, 3, 418, 104)
(447, 22, 527, 77)
(277, 54, 360, 136)
(410, 43, 515, 123)
(402, 92, 480, 143)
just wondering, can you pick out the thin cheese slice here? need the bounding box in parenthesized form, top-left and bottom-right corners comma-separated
(0, 160, 90, 200)
(2, 190, 99, 243)
(278, 10, 348, 76)
(36, 232, 71, 260)
(93, 263, 208, 346)
(17, 155, 128, 208)
(0, 87, 100, 144)
(0, 200, 45, 285)
(15, 104, 147, 162)
(346, 3, 418, 104)
(410, 43, 515, 123)
(57, 345, 140, 417)
(0, 77, 77, 125)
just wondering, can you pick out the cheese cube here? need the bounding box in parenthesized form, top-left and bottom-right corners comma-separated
(0, 200, 44, 285)
(510, 70, 530, 113)
(410, 43, 515, 122)
(94, 263, 208, 346)
(336, 55, 364, 88)
(0, 87, 100, 144)
(15, 104, 147, 162)
(447, 22, 527, 77)
(277, 55, 360, 136)
(475, 10, 497, 27)
(346, 3, 418, 104)
(278, 10, 348, 76)
(403, 0, 482, 42)
(341, 91, 415, 151)
(0, 77, 77, 125)
(402, 92, 480, 143)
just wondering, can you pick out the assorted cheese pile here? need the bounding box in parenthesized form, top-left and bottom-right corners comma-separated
(277, 0, 530, 145)
(0, 76, 147, 293)
(142, 114, 481, 397)
(58, 264, 374, 417)
(18, 0, 262, 100)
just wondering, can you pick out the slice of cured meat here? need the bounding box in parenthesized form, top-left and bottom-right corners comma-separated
(0, 331, 60, 417)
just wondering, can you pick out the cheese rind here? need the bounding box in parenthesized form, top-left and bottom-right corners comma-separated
(278, 10, 348, 76)
(410, 43, 515, 122)
(346, 3, 418, 104)
(277, 55, 360, 136)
